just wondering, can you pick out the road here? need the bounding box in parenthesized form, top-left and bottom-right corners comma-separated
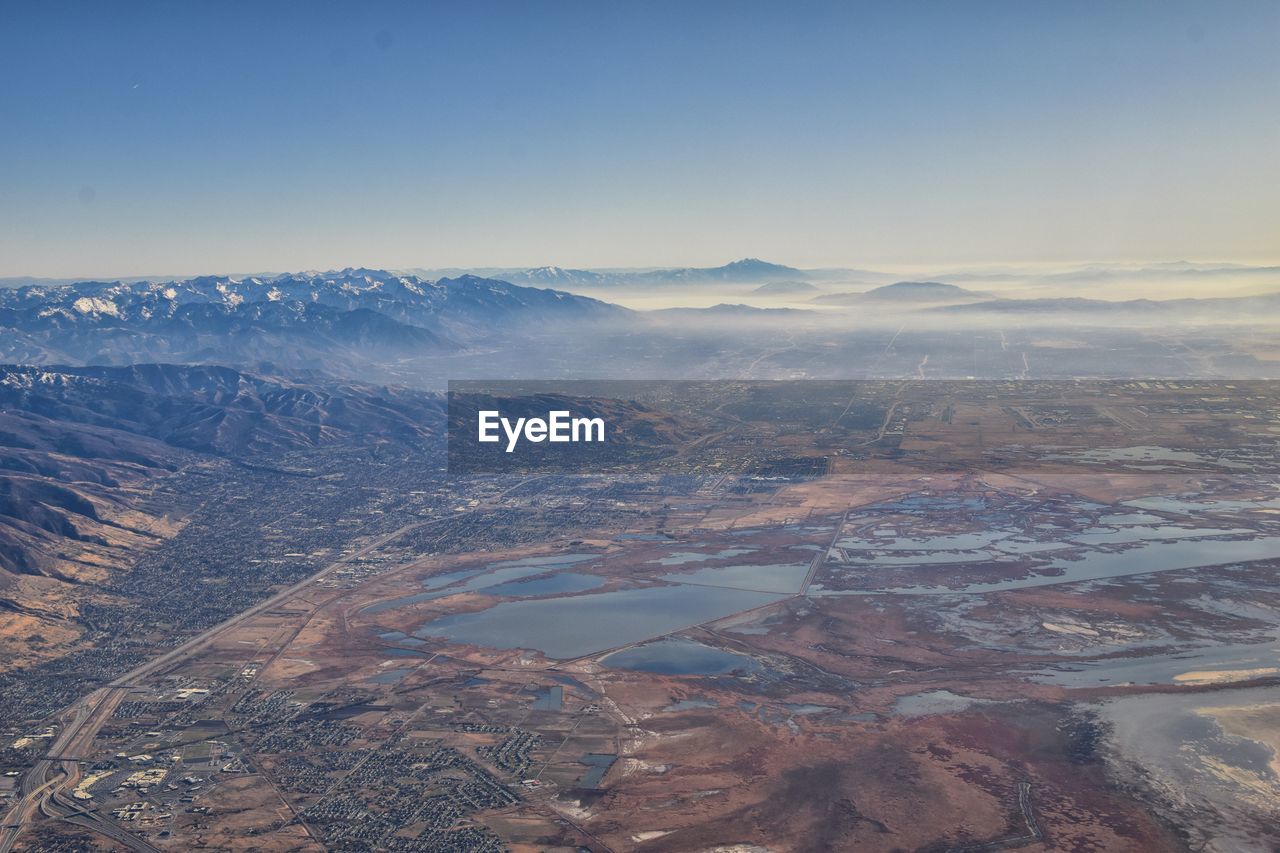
(0, 477, 548, 851)
(0, 687, 128, 852)
(848, 381, 909, 447)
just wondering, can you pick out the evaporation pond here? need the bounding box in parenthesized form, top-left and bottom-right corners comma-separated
(532, 685, 563, 710)
(416, 585, 786, 659)
(579, 753, 617, 788)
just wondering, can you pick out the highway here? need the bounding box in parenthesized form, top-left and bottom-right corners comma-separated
(0, 479, 545, 851)
(0, 687, 126, 852)
(0, 518, 426, 852)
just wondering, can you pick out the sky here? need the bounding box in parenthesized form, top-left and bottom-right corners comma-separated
(1, 0, 1277, 278)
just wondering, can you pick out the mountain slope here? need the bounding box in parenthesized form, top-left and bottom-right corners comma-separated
(0, 363, 442, 456)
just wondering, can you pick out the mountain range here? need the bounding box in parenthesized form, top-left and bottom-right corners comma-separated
(0, 269, 627, 370)
(4, 265, 1280, 385)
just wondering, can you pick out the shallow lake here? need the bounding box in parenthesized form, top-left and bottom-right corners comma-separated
(1026, 638, 1280, 687)
(892, 690, 994, 718)
(652, 547, 757, 566)
(1044, 446, 1249, 469)
(370, 667, 412, 685)
(602, 638, 760, 675)
(837, 531, 1010, 551)
(1123, 494, 1280, 515)
(482, 572, 605, 597)
(659, 562, 811, 594)
(364, 554, 598, 613)
(1067, 525, 1248, 546)
(889, 534, 1280, 594)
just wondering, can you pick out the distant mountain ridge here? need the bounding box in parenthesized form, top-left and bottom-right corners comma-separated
(934, 292, 1280, 317)
(649, 303, 811, 319)
(501, 258, 805, 288)
(750, 280, 819, 296)
(811, 281, 988, 306)
(863, 281, 986, 300)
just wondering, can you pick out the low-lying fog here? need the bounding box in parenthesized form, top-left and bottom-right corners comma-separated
(556, 261, 1280, 315)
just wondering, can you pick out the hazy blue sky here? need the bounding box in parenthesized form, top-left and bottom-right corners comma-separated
(2, 1, 1277, 277)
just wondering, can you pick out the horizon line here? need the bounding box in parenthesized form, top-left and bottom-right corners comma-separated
(5, 256, 1280, 284)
